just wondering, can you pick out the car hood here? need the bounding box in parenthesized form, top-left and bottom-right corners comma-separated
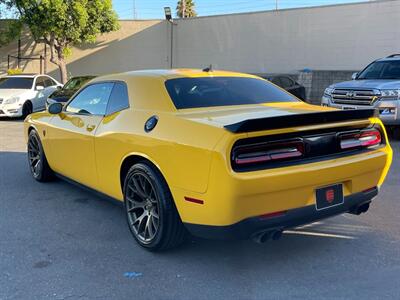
(331, 79, 400, 90)
(177, 102, 337, 129)
(0, 89, 31, 99)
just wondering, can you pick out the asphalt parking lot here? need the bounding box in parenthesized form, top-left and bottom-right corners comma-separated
(1, 119, 399, 300)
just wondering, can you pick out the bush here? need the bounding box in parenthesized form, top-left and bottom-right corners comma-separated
(7, 68, 23, 75)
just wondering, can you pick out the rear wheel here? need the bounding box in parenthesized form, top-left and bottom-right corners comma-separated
(27, 130, 54, 182)
(123, 162, 186, 251)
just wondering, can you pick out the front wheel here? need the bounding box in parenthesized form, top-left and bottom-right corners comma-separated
(27, 130, 54, 182)
(22, 101, 32, 118)
(123, 162, 186, 251)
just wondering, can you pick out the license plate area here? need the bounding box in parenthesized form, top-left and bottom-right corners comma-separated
(315, 184, 344, 210)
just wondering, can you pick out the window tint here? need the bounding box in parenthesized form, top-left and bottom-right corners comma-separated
(165, 77, 297, 109)
(280, 77, 294, 88)
(44, 78, 56, 87)
(106, 82, 130, 115)
(35, 77, 46, 89)
(0, 77, 33, 89)
(270, 77, 281, 86)
(66, 82, 114, 115)
(358, 60, 400, 80)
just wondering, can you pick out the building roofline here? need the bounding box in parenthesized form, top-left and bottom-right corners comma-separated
(154, 0, 396, 22)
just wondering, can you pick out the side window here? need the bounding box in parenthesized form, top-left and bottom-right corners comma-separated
(271, 77, 282, 87)
(44, 77, 56, 87)
(66, 82, 114, 115)
(35, 77, 45, 89)
(106, 82, 130, 115)
(280, 77, 294, 89)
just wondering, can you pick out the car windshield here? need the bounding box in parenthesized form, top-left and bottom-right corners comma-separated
(63, 77, 93, 90)
(357, 60, 400, 80)
(0, 77, 34, 89)
(165, 77, 298, 109)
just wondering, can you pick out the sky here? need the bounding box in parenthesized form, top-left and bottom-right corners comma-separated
(113, 0, 369, 20)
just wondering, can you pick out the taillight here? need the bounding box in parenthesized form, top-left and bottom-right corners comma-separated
(233, 140, 304, 166)
(339, 129, 382, 150)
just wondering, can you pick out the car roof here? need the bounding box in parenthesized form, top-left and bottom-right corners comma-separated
(376, 54, 400, 62)
(92, 69, 260, 82)
(89, 69, 262, 112)
(4, 74, 38, 78)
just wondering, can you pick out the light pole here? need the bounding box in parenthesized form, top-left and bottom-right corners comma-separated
(164, 7, 174, 69)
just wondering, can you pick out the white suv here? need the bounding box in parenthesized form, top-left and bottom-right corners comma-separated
(0, 74, 62, 118)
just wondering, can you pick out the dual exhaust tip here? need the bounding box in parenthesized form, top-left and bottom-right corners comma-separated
(252, 202, 370, 244)
(252, 229, 283, 244)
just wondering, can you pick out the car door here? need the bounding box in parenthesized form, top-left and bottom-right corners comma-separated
(32, 76, 47, 111)
(93, 82, 130, 199)
(47, 82, 114, 189)
(43, 77, 60, 103)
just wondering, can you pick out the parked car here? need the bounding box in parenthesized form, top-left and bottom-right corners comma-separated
(46, 75, 96, 108)
(0, 74, 61, 118)
(262, 74, 306, 100)
(322, 54, 400, 128)
(25, 69, 392, 251)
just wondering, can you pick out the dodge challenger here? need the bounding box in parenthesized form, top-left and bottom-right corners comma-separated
(24, 69, 393, 251)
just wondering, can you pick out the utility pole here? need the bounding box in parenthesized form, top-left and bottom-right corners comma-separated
(182, 0, 186, 18)
(275, 0, 278, 11)
(133, 0, 137, 19)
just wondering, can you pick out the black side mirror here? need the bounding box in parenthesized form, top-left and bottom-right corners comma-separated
(48, 102, 63, 114)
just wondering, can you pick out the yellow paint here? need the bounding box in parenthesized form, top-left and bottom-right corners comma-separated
(24, 69, 392, 227)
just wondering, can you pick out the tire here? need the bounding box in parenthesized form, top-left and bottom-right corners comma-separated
(123, 162, 186, 251)
(27, 130, 54, 182)
(22, 101, 32, 118)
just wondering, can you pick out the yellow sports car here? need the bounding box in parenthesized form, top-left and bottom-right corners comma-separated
(25, 69, 392, 251)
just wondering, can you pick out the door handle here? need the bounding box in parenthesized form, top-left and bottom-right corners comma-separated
(86, 124, 96, 132)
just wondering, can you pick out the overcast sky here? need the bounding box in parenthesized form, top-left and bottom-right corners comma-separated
(113, 0, 368, 19)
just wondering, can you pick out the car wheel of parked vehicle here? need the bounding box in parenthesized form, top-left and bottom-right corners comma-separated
(124, 162, 186, 251)
(22, 101, 32, 118)
(27, 130, 54, 182)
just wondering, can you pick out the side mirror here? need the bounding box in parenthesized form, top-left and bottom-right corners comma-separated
(36, 85, 44, 91)
(351, 72, 358, 80)
(48, 102, 63, 114)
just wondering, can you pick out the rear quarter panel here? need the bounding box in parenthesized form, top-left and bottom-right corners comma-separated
(94, 109, 226, 201)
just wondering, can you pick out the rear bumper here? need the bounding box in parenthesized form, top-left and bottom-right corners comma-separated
(184, 187, 378, 240)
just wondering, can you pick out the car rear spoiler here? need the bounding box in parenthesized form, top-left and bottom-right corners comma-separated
(224, 109, 377, 133)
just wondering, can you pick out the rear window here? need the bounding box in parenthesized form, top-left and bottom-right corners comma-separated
(165, 77, 298, 109)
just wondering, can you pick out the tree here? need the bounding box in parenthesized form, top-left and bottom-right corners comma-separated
(0, 0, 119, 83)
(176, 0, 197, 18)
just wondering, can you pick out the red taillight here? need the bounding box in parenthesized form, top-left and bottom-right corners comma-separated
(234, 140, 304, 166)
(339, 129, 381, 150)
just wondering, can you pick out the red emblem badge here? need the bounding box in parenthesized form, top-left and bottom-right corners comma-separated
(326, 189, 335, 203)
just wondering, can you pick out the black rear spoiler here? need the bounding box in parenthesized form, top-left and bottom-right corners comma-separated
(224, 109, 377, 133)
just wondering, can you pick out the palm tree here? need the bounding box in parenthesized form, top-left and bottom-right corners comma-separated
(176, 0, 197, 18)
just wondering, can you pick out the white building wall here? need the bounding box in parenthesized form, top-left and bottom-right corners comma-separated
(173, 0, 400, 73)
